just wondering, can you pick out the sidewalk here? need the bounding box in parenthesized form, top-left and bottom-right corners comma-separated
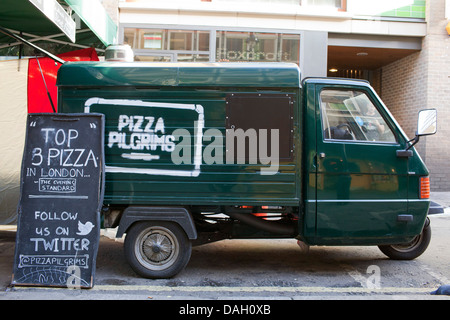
(431, 192, 450, 211)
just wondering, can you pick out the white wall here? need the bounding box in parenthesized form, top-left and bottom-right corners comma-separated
(0, 59, 28, 225)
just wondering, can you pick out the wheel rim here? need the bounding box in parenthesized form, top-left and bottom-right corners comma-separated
(390, 233, 423, 253)
(135, 226, 179, 271)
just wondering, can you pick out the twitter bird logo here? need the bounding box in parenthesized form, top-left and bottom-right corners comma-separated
(77, 221, 95, 236)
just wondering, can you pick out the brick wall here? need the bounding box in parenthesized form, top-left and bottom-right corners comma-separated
(381, 0, 450, 191)
(424, 0, 450, 190)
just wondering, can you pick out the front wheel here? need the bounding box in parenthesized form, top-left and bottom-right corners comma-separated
(124, 221, 192, 279)
(378, 221, 431, 260)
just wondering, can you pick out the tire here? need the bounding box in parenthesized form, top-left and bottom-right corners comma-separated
(378, 223, 431, 260)
(124, 221, 192, 279)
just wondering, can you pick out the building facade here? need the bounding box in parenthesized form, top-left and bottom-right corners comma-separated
(109, 0, 449, 190)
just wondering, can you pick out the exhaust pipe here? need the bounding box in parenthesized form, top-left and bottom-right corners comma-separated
(227, 212, 296, 236)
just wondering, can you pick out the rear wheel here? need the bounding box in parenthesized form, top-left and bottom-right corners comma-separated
(378, 221, 431, 260)
(124, 221, 192, 279)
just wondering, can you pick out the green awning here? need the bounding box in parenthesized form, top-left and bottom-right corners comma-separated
(64, 0, 118, 47)
(0, 0, 117, 54)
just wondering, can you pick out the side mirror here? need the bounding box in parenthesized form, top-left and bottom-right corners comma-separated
(397, 108, 437, 158)
(417, 109, 437, 136)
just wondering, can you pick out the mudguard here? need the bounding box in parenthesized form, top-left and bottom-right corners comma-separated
(116, 206, 197, 239)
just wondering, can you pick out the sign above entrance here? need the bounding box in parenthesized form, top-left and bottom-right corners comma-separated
(29, 0, 76, 43)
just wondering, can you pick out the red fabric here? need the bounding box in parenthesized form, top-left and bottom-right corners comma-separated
(27, 48, 99, 113)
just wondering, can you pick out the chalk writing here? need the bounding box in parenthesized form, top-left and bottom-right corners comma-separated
(84, 98, 204, 177)
(108, 115, 176, 153)
(30, 237, 90, 252)
(13, 114, 104, 288)
(18, 254, 89, 268)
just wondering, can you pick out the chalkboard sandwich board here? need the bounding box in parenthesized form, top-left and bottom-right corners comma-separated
(12, 113, 105, 288)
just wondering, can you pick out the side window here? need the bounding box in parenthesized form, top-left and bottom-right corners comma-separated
(320, 89, 396, 143)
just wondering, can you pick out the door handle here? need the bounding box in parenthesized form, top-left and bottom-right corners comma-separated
(313, 153, 326, 168)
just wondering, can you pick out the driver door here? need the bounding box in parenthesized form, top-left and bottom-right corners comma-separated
(314, 84, 410, 243)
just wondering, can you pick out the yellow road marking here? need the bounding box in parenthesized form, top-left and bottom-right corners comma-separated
(79, 285, 433, 294)
(11, 284, 435, 294)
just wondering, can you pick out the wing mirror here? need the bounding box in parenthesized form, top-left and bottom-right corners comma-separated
(397, 109, 437, 158)
(417, 109, 437, 136)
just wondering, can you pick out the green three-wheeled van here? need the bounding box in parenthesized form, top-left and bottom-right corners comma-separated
(56, 62, 439, 278)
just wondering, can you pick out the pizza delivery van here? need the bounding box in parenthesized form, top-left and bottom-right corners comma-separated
(56, 62, 438, 279)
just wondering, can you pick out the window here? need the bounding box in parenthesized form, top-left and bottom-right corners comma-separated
(123, 28, 211, 62)
(144, 33, 163, 49)
(169, 31, 193, 50)
(216, 31, 300, 64)
(302, 0, 346, 11)
(215, 0, 300, 4)
(320, 89, 396, 143)
(124, 28, 210, 52)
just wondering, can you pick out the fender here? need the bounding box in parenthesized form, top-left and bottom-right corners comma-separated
(116, 206, 197, 239)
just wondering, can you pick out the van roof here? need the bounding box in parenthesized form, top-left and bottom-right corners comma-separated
(56, 62, 301, 88)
